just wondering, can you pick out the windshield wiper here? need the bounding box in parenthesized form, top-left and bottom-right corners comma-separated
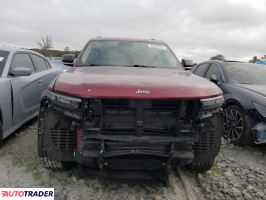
(131, 65, 155, 68)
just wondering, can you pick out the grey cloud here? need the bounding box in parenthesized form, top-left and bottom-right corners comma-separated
(0, 0, 265, 62)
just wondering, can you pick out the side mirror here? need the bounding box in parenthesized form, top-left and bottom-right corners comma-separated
(10, 67, 32, 76)
(210, 74, 218, 84)
(62, 54, 75, 67)
(181, 59, 194, 70)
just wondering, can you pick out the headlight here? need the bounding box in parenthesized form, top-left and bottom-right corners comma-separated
(48, 91, 82, 110)
(201, 95, 224, 110)
(253, 102, 266, 118)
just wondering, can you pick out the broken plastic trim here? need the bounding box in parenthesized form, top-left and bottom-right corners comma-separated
(48, 91, 82, 110)
(200, 95, 224, 110)
(253, 122, 266, 144)
(198, 108, 222, 120)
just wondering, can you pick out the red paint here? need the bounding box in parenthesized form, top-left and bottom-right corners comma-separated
(52, 66, 222, 99)
(76, 128, 83, 152)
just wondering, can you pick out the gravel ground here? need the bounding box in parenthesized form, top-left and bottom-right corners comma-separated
(0, 119, 266, 200)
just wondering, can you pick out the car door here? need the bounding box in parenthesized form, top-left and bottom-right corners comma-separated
(9, 52, 44, 124)
(30, 53, 61, 93)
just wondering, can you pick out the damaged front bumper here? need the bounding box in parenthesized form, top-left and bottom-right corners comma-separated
(74, 127, 198, 170)
(42, 96, 222, 171)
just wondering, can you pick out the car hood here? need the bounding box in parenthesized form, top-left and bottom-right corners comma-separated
(53, 66, 222, 99)
(235, 84, 266, 98)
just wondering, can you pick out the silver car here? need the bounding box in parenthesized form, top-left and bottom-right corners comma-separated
(0, 47, 62, 144)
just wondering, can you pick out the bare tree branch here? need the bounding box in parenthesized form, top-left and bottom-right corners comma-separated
(37, 35, 53, 50)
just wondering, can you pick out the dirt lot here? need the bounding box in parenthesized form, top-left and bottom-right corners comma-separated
(1, 119, 266, 200)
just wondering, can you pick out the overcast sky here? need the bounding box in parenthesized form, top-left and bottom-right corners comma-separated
(0, 0, 265, 62)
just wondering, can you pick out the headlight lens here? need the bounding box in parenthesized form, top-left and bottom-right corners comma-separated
(201, 95, 224, 110)
(48, 91, 82, 110)
(253, 102, 266, 118)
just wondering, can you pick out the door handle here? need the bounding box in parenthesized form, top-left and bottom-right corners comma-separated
(37, 80, 42, 84)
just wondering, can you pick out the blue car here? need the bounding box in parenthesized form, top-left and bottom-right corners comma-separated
(192, 61, 266, 145)
(256, 60, 266, 65)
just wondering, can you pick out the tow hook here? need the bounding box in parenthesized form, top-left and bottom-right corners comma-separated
(253, 122, 266, 144)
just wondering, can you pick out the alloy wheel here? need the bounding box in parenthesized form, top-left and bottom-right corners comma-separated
(225, 108, 244, 141)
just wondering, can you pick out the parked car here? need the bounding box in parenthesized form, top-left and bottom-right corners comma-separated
(50, 55, 76, 71)
(181, 59, 196, 70)
(0, 47, 62, 145)
(192, 61, 266, 145)
(50, 59, 70, 71)
(256, 59, 266, 65)
(38, 38, 223, 179)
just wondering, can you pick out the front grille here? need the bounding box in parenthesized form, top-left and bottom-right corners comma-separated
(81, 99, 201, 162)
(99, 99, 198, 137)
(50, 129, 76, 151)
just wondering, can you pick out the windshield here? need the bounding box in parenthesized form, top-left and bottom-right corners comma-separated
(0, 50, 9, 77)
(78, 40, 183, 69)
(225, 63, 266, 85)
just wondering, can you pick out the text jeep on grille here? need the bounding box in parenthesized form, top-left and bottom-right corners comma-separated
(38, 38, 224, 180)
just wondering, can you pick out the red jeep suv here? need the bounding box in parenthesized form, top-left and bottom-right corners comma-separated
(38, 38, 223, 179)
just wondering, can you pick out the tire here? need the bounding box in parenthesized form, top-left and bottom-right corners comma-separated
(38, 106, 63, 170)
(38, 100, 75, 171)
(224, 105, 254, 146)
(187, 113, 223, 172)
(187, 159, 214, 172)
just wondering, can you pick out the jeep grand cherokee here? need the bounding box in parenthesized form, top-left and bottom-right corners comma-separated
(38, 38, 223, 179)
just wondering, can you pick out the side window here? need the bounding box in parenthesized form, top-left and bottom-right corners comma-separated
(206, 64, 223, 81)
(31, 54, 48, 72)
(11, 53, 35, 72)
(0, 50, 9, 76)
(45, 60, 51, 69)
(193, 63, 210, 77)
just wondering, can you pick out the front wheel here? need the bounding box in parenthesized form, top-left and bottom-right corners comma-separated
(38, 99, 76, 171)
(187, 113, 223, 172)
(187, 158, 214, 172)
(38, 107, 64, 170)
(224, 105, 254, 146)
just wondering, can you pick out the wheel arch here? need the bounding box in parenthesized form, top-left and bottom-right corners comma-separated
(224, 98, 244, 110)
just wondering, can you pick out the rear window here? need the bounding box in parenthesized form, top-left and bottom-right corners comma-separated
(0, 50, 9, 76)
(31, 54, 48, 72)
